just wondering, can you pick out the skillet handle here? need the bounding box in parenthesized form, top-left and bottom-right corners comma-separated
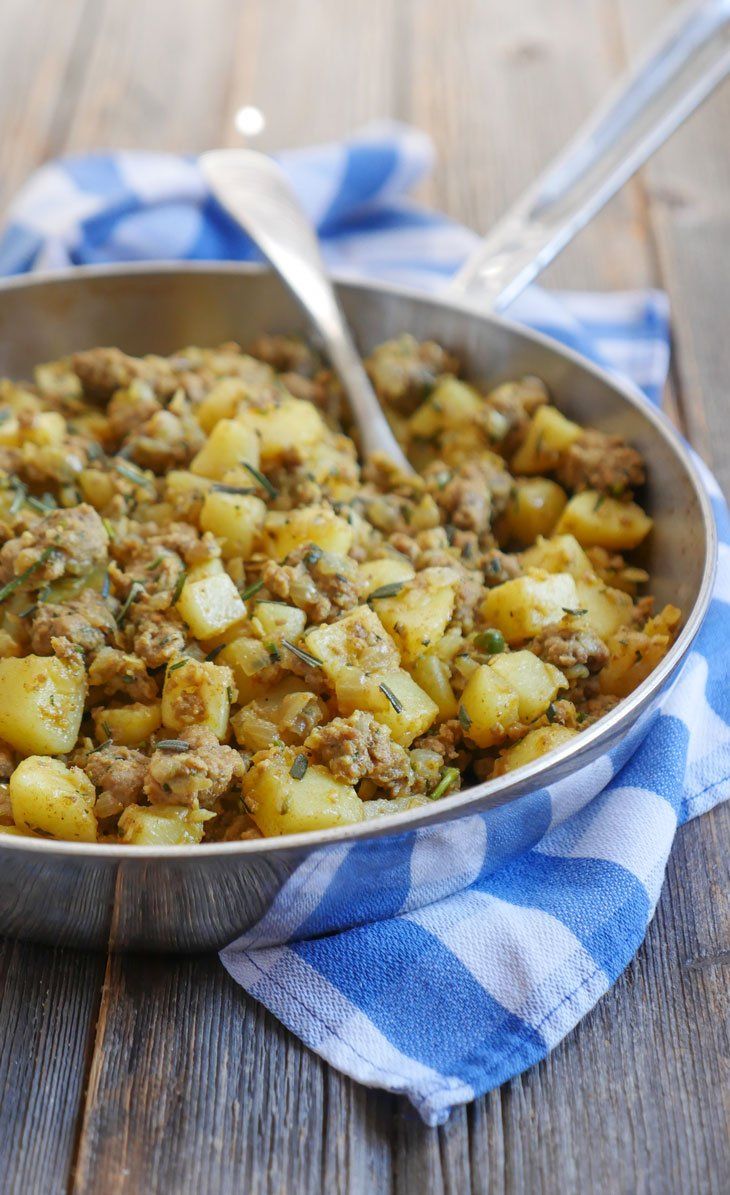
(447, 0, 730, 312)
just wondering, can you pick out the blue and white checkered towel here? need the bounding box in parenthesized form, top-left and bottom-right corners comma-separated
(2, 123, 728, 1125)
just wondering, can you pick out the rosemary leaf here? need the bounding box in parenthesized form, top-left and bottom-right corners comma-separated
(0, 546, 55, 605)
(282, 638, 323, 669)
(239, 578, 264, 602)
(241, 459, 278, 499)
(368, 581, 405, 602)
(155, 739, 190, 752)
(378, 682, 404, 714)
(116, 580, 144, 624)
(289, 753, 309, 781)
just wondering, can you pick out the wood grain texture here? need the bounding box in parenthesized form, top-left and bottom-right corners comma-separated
(0, 1, 728, 1192)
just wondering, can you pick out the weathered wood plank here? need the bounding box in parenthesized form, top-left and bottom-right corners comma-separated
(0, 939, 105, 1195)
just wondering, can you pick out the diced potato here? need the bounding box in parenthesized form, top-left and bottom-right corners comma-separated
(92, 702, 162, 747)
(511, 405, 582, 474)
(493, 725, 578, 775)
(195, 378, 249, 433)
(409, 653, 459, 720)
(0, 413, 20, 447)
(161, 657, 234, 739)
(186, 558, 225, 583)
(23, 411, 66, 446)
(78, 467, 116, 510)
(297, 438, 359, 500)
(335, 666, 438, 746)
(408, 377, 483, 439)
(358, 557, 416, 597)
(176, 572, 245, 640)
(119, 803, 214, 846)
(252, 601, 307, 644)
(0, 653, 86, 755)
(261, 505, 353, 560)
(166, 468, 212, 508)
(9, 756, 97, 842)
(241, 395, 325, 464)
(219, 636, 275, 705)
(480, 570, 581, 644)
(556, 491, 653, 550)
(521, 534, 593, 578)
(599, 606, 680, 698)
(243, 748, 364, 835)
(200, 491, 266, 559)
(190, 418, 261, 479)
(500, 478, 567, 547)
(0, 631, 22, 658)
(488, 651, 567, 721)
(374, 567, 458, 663)
(304, 605, 400, 683)
(459, 665, 521, 748)
(574, 573, 635, 639)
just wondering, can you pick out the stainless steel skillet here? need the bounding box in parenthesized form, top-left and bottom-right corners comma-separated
(0, 3, 723, 952)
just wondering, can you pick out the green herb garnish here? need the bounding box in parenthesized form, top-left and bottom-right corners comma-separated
(562, 607, 588, 617)
(430, 767, 460, 801)
(239, 578, 264, 601)
(378, 682, 403, 713)
(205, 645, 225, 662)
(282, 638, 323, 669)
(116, 580, 144, 624)
(289, 753, 309, 781)
(368, 581, 405, 602)
(210, 483, 256, 496)
(0, 546, 55, 605)
(112, 459, 156, 492)
(241, 460, 278, 499)
(171, 569, 187, 604)
(146, 555, 166, 572)
(167, 658, 188, 673)
(458, 704, 472, 731)
(156, 739, 190, 752)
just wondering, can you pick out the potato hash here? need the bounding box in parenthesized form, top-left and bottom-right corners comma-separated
(0, 333, 678, 844)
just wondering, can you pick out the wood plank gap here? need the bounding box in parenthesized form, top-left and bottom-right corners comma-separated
(67, 953, 115, 1195)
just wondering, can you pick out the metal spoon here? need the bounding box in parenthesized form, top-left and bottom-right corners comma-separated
(200, 149, 412, 470)
(201, 0, 730, 464)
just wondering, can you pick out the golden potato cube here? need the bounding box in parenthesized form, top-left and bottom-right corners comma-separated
(459, 665, 521, 748)
(186, 558, 225, 583)
(92, 702, 162, 747)
(408, 377, 483, 439)
(200, 491, 267, 559)
(409, 653, 459, 720)
(556, 491, 653, 550)
(219, 636, 275, 705)
(488, 651, 567, 722)
(335, 667, 438, 746)
(243, 748, 364, 836)
(24, 411, 66, 447)
(0, 413, 20, 448)
(373, 567, 458, 663)
(511, 405, 582, 474)
(161, 657, 233, 739)
(252, 601, 307, 643)
(574, 573, 634, 639)
(241, 395, 325, 464)
(78, 467, 116, 510)
(0, 653, 86, 755)
(521, 534, 593, 578)
(500, 478, 568, 547)
(261, 505, 353, 560)
(304, 605, 401, 683)
(358, 557, 415, 597)
(480, 570, 581, 644)
(119, 804, 214, 846)
(493, 725, 578, 775)
(195, 378, 249, 433)
(190, 418, 261, 480)
(9, 756, 97, 842)
(176, 572, 245, 640)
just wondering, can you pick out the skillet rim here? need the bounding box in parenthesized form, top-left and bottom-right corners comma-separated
(0, 261, 717, 860)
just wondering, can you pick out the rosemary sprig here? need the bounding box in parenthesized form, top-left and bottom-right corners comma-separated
(167, 658, 188, 673)
(146, 555, 166, 572)
(241, 460, 278, 499)
(116, 580, 144, 624)
(289, 753, 309, 781)
(210, 483, 256, 496)
(378, 682, 403, 714)
(367, 581, 405, 602)
(112, 459, 156, 492)
(281, 638, 323, 669)
(458, 704, 472, 731)
(204, 644, 225, 662)
(171, 569, 187, 604)
(0, 546, 55, 605)
(156, 739, 190, 752)
(239, 578, 264, 602)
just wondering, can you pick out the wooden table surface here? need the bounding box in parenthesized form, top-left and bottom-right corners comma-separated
(1, 1, 728, 1191)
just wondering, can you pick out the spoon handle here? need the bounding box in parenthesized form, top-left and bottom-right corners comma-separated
(448, 0, 730, 312)
(200, 149, 412, 470)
